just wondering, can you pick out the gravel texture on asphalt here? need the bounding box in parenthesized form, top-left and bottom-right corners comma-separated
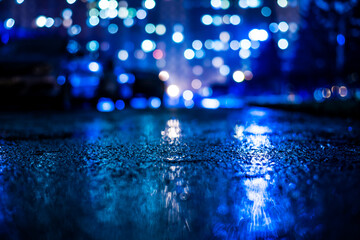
(0, 107, 359, 240)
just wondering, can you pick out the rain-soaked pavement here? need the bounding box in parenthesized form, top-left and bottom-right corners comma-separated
(0, 107, 359, 240)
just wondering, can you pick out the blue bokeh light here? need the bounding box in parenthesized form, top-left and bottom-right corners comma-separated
(97, 98, 115, 112)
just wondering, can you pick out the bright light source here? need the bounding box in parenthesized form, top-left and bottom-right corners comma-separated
(201, 15, 213, 25)
(192, 40, 203, 50)
(141, 39, 156, 52)
(230, 15, 241, 25)
(87, 40, 99, 52)
(149, 97, 161, 108)
(98, 0, 110, 10)
(45, 18, 55, 28)
(233, 71, 245, 83)
(88, 16, 100, 26)
(201, 98, 220, 109)
(184, 49, 195, 60)
(118, 74, 129, 84)
(167, 85, 180, 97)
(88, 62, 100, 72)
(339, 86, 348, 97)
(145, 23, 156, 34)
(143, 0, 156, 10)
(4, 18, 15, 29)
(62, 9, 72, 19)
(230, 40, 240, 50)
(159, 71, 170, 81)
(219, 65, 230, 76)
(239, 49, 251, 59)
(136, 9, 147, 19)
(183, 90, 194, 100)
(278, 21, 289, 32)
(191, 79, 202, 89)
(212, 57, 224, 68)
(97, 98, 115, 112)
(249, 29, 268, 41)
(277, 0, 288, 8)
(240, 39, 251, 49)
(123, 18, 134, 27)
(36, 16, 47, 28)
(172, 32, 184, 43)
(219, 31, 230, 42)
(155, 24, 166, 35)
(211, 0, 221, 9)
(278, 39, 289, 50)
(118, 50, 129, 61)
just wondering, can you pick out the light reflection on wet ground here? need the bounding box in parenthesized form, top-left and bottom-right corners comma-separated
(0, 108, 360, 239)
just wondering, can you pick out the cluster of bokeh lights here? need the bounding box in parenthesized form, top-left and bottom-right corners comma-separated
(2, 0, 334, 110)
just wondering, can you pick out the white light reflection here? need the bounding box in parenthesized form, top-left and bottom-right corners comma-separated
(230, 122, 288, 238)
(161, 119, 181, 143)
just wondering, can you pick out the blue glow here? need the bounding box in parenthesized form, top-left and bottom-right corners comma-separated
(87, 40, 99, 52)
(68, 25, 81, 36)
(1, 33, 9, 44)
(212, 15, 222, 26)
(69, 74, 99, 87)
(118, 73, 135, 84)
(249, 110, 266, 117)
(201, 98, 220, 109)
(130, 97, 147, 109)
(124, 18, 135, 27)
(97, 98, 115, 112)
(120, 85, 133, 98)
(278, 21, 289, 32)
(88, 16, 100, 27)
(118, 74, 129, 84)
(337, 34, 345, 46)
(269, 23, 279, 33)
(149, 97, 161, 109)
(173, 24, 184, 32)
(57, 76, 66, 85)
(67, 40, 80, 54)
(115, 100, 125, 110)
(145, 23, 156, 34)
(108, 23, 118, 34)
(261, 7, 272, 17)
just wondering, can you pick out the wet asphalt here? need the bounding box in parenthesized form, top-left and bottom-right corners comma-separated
(0, 107, 359, 240)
